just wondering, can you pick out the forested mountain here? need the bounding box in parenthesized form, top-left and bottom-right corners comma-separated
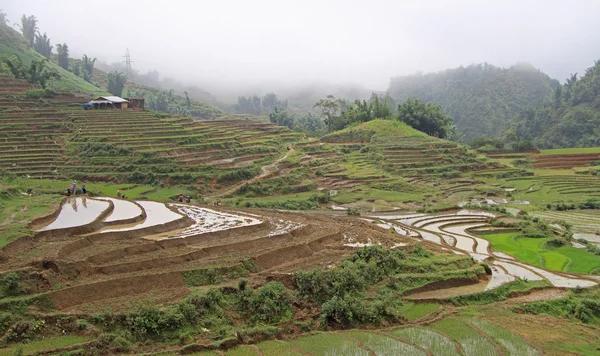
(509, 60, 600, 148)
(387, 63, 556, 141)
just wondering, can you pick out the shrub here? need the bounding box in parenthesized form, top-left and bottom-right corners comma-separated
(320, 296, 360, 329)
(546, 238, 566, 248)
(0, 272, 22, 297)
(248, 282, 292, 324)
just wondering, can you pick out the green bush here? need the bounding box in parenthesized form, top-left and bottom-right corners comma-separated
(0, 272, 22, 297)
(248, 282, 292, 324)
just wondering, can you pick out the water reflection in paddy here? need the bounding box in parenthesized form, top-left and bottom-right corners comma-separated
(38, 197, 109, 231)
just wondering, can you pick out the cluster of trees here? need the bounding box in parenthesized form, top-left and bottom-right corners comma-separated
(388, 62, 556, 141)
(0, 55, 60, 88)
(508, 59, 600, 148)
(268, 107, 326, 135)
(236, 93, 288, 115)
(107, 71, 127, 96)
(468, 137, 535, 152)
(125, 87, 224, 120)
(14, 13, 99, 85)
(311, 94, 454, 138)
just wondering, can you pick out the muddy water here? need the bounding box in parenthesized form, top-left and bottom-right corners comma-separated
(167, 205, 263, 239)
(414, 216, 486, 228)
(38, 197, 109, 231)
(485, 265, 515, 290)
(368, 213, 427, 220)
(444, 223, 489, 254)
(512, 262, 597, 288)
(495, 261, 544, 281)
(95, 197, 143, 222)
(101, 201, 182, 233)
(418, 230, 442, 244)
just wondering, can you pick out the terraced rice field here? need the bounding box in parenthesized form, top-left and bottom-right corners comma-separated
(476, 232, 600, 274)
(0, 77, 299, 188)
(1, 196, 410, 312)
(219, 318, 538, 356)
(500, 174, 600, 204)
(369, 211, 598, 290)
(530, 210, 600, 238)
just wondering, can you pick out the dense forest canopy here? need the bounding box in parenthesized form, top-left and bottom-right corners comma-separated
(387, 63, 557, 141)
(508, 59, 600, 148)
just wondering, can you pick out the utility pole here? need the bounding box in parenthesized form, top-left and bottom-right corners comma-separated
(123, 48, 133, 79)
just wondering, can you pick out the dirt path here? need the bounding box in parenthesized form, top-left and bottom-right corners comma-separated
(210, 148, 293, 199)
(502, 288, 568, 304)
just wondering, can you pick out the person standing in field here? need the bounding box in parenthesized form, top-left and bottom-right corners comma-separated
(82, 182, 87, 194)
(71, 181, 77, 195)
(117, 190, 122, 198)
(179, 194, 184, 202)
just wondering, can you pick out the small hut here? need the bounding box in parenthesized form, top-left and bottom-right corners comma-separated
(88, 96, 129, 110)
(126, 98, 145, 110)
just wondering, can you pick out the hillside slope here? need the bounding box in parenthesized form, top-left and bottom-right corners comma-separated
(226, 119, 509, 210)
(510, 59, 600, 148)
(0, 77, 299, 192)
(0, 22, 107, 97)
(388, 63, 556, 141)
(89, 67, 227, 120)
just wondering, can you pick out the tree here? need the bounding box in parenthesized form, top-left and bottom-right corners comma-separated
(184, 91, 191, 108)
(0, 9, 7, 25)
(1, 55, 60, 88)
(268, 107, 295, 130)
(313, 95, 347, 132)
(72, 62, 80, 77)
(56, 43, 69, 70)
(262, 92, 284, 112)
(107, 71, 127, 96)
(81, 54, 96, 82)
(34, 32, 52, 58)
(148, 89, 174, 112)
(236, 95, 261, 115)
(20, 15, 37, 46)
(396, 98, 453, 138)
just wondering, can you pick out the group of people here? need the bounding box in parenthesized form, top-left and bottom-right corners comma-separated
(65, 182, 205, 206)
(66, 180, 86, 196)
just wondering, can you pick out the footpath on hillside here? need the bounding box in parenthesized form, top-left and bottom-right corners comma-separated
(210, 147, 294, 199)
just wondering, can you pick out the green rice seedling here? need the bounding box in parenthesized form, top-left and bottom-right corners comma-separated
(0, 336, 91, 356)
(398, 303, 438, 320)
(469, 319, 538, 356)
(291, 332, 368, 356)
(256, 340, 303, 356)
(391, 327, 458, 356)
(429, 318, 499, 356)
(345, 331, 426, 355)
(224, 345, 259, 356)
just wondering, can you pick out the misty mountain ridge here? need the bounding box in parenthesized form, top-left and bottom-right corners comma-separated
(387, 62, 557, 141)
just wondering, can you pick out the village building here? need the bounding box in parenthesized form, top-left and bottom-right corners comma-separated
(83, 96, 129, 110)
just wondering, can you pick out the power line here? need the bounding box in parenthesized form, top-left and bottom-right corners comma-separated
(123, 48, 133, 79)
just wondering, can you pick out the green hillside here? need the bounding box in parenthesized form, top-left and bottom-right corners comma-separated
(509, 59, 600, 148)
(322, 119, 430, 142)
(388, 62, 556, 141)
(0, 22, 107, 96)
(228, 119, 503, 210)
(89, 67, 228, 120)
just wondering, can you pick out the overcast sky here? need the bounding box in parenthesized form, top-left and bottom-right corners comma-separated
(3, 0, 600, 91)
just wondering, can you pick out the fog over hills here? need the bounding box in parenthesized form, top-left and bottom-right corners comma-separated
(3, 0, 600, 98)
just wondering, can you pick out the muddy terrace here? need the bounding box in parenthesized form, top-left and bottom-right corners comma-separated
(1, 196, 417, 312)
(2, 196, 597, 315)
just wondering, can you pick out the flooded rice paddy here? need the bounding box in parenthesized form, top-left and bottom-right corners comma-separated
(95, 197, 143, 222)
(38, 197, 109, 231)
